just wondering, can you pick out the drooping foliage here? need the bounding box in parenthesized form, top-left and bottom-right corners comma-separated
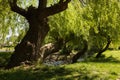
(46, 0, 120, 58)
(47, 0, 89, 51)
(0, 0, 28, 46)
(80, 0, 120, 56)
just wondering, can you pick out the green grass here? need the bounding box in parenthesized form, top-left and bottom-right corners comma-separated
(103, 50, 120, 61)
(0, 50, 120, 80)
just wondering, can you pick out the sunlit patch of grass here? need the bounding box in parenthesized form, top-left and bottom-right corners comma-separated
(103, 50, 120, 61)
(64, 62, 120, 79)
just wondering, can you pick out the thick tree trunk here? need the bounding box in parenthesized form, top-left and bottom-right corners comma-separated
(6, 0, 71, 69)
(5, 18, 49, 69)
(72, 40, 88, 63)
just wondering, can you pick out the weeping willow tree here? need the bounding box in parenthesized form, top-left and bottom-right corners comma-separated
(1, 0, 120, 68)
(81, 0, 120, 57)
(5, 0, 71, 69)
(47, 0, 120, 61)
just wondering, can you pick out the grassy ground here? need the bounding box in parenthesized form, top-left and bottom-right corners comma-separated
(0, 50, 120, 80)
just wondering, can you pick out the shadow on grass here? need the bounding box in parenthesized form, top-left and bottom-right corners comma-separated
(0, 52, 12, 67)
(0, 66, 74, 80)
(0, 65, 110, 80)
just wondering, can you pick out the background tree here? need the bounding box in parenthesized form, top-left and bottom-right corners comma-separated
(82, 0, 120, 58)
(45, 0, 89, 62)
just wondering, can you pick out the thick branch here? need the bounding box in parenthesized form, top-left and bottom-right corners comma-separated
(38, 0, 47, 9)
(8, 0, 27, 16)
(96, 37, 111, 58)
(40, 42, 63, 62)
(72, 40, 88, 63)
(45, 0, 71, 16)
(39, 37, 64, 62)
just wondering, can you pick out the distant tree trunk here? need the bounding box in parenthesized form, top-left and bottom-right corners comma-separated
(6, 0, 71, 69)
(72, 40, 88, 63)
(96, 37, 111, 58)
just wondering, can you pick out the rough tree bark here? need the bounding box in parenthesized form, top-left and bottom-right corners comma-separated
(72, 40, 88, 63)
(5, 0, 71, 69)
